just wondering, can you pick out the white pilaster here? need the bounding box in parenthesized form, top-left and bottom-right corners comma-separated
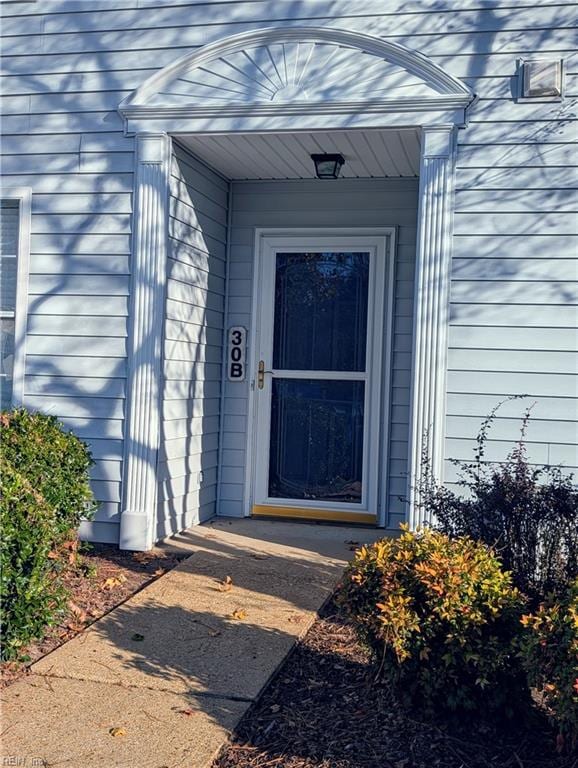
(120, 133, 171, 550)
(407, 126, 456, 528)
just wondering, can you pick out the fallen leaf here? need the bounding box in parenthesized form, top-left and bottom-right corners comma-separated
(154, 568, 166, 577)
(109, 727, 126, 737)
(131, 633, 145, 642)
(208, 629, 222, 637)
(230, 609, 247, 620)
(177, 709, 197, 717)
(47, 550, 59, 560)
(68, 600, 87, 623)
(287, 615, 304, 624)
(101, 574, 127, 591)
(217, 575, 233, 592)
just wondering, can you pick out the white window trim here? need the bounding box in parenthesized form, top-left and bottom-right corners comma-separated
(2, 187, 31, 408)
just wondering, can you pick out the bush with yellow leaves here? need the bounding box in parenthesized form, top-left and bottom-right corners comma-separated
(519, 580, 578, 748)
(338, 527, 527, 715)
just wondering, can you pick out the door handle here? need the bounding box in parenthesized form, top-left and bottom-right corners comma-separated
(257, 360, 270, 390)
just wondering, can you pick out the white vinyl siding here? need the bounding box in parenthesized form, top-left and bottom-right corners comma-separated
(449, 117, 578, 479)
(156, 141, 229, 539)
(1, 47, 132, 544)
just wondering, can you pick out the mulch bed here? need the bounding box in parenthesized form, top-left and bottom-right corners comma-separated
(214, 602, 577, 768)
(0, 544, 186, 689)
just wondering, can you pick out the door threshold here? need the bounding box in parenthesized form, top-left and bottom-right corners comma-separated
(252, 505, 376, 525)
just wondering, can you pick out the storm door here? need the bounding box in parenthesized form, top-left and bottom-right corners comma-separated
(252, 234, 388, 523)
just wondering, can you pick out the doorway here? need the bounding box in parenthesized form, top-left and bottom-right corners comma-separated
(250, 231, 394, 523)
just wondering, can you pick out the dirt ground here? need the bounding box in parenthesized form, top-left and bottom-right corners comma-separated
(3, 548, 575, 768)
(214, 602, 577, 768)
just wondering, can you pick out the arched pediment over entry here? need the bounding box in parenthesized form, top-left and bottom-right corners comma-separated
(119, 30, 475, 547)
(119, 27, 475, 132)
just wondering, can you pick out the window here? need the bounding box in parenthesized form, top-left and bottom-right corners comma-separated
(0, 189, 31, 410)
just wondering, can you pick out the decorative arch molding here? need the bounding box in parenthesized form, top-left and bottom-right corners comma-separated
(119, 27, 476, 548)
(118, 26, 475, 133)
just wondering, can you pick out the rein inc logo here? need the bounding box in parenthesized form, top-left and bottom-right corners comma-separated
(2, 759, 46, 767)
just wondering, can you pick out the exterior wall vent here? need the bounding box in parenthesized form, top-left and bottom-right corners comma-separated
(519, 58, 564, 100)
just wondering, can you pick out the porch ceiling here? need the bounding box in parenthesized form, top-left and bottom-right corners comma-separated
(177, 128, 421, 181)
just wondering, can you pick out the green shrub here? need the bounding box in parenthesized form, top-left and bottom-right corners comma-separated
(338, 527, 527, 716)
(519, 580, 578, 749)
(418, 401, 578, 604)
(0, 408, 97, 659)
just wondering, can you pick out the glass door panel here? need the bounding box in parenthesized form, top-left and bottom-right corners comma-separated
(273, 252, 369, 371)
(268, 378, 365, 502)
(272, 249, 370, 506)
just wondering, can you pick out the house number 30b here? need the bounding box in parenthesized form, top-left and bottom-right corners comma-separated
(227, 326, 246, 381)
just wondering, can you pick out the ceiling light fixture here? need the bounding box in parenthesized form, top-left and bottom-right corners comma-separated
(311, 153, 345, 179)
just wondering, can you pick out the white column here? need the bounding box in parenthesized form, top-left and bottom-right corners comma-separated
(407, 126, 456, 528)
(120, 133, 171, 550)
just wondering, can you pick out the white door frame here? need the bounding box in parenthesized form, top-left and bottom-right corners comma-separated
(244, 228, 396, 526)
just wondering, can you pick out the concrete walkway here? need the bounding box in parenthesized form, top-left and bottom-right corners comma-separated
(1, 518, 380, 768)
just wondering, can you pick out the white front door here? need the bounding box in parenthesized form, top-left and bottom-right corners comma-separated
(251, 232, 392, 524)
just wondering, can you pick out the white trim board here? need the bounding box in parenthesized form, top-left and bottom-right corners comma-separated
(120, 134, 171, 552)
